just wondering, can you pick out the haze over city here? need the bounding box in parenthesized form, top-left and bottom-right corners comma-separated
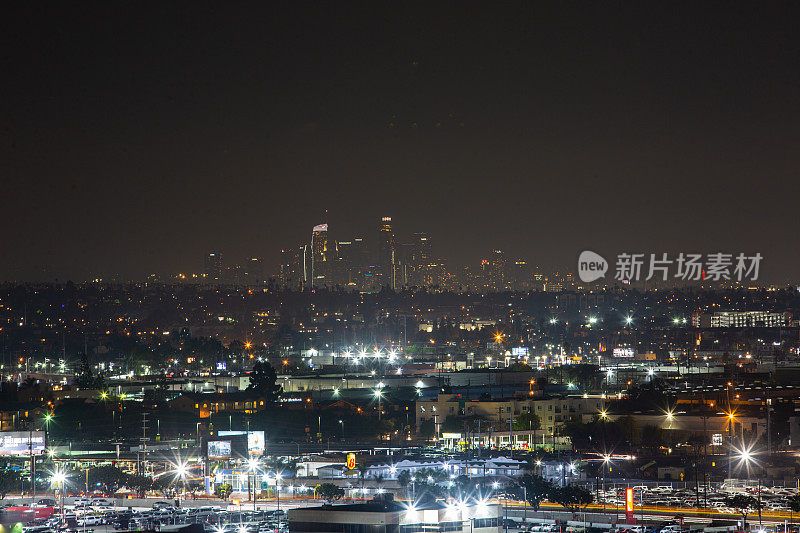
(4, 3, 800, 282)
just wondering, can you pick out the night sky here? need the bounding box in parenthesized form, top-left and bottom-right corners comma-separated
(3, 3, 799, 282)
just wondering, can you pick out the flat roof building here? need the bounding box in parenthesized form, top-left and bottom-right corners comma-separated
(289, 495, 501, 533)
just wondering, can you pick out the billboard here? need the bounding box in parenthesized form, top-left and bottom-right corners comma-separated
(207, 440, 232, 459)
(346, 453, 356, 470)
(613, 347, 635, 358)
(218, 430, 265, 455)
(512, 347, 529, 357)
(0, 431, 45, 456)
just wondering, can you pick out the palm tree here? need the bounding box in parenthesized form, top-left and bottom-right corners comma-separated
(357, 463, 369, 496)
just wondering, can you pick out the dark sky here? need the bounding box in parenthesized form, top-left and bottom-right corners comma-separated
(3, 3, 799, 282)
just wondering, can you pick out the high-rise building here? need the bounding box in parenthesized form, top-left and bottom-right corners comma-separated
(204, 252, 223, 282)
(311, 223, 331, 287)
(408, 232, 433, 287)
(377, 217, 397, 289)
(280, 247, 304, 290)
(509, 259, 531, 291)
(243, 257, 265, 285)
(335, 237, 369, 290)
(488, 249, 506, 291)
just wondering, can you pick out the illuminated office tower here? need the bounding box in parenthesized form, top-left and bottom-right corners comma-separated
(204, 252, 223, 282)
(408, 232, 432, 287)
(280, 247, 304, 290)
(488, 249, 506, 291)
(311, 223, 331, 287)
(377, 217, 397, 289)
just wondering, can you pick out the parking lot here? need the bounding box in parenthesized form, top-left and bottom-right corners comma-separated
(6, 497, 317, 533)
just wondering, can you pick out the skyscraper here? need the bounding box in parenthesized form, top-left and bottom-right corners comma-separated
(489, 249, 507, 291)
(408, 232, 433, 287)
(377, 217, 396, 289)
(204, 252, 223, 282)
(280, 247, 304, 290)
(311, 223, 331, 287)
(243, 257, 265, 285)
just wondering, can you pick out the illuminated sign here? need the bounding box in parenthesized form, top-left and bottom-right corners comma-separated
(0, 431, 45, 456)
(207, 440, 231, 459)
(625, 487, 634, 512)
(613, 347, 635, 358)
(512, 347, 529, 356)
(219, 430, 265, 455)
(346, 453, 356, 470)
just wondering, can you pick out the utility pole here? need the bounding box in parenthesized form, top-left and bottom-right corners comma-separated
(139, 412, 149, 474)
(29, 428, 35, 498)
(507, 416, 515, 459)
(477, 420, 482, 459)
(766, 398, 772, 455)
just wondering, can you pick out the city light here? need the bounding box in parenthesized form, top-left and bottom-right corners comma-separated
(50, 469, 66, 487)
(173, 461, 189, 479)
(625, 316, 633, 325)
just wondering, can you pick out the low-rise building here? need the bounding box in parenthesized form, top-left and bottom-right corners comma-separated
(289, 495, 501, 533)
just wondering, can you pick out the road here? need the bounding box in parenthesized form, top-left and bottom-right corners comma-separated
(501, 501, 797, 528)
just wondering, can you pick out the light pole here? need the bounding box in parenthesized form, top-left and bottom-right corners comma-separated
(339, 420, 344, 438)
(275, 472, 282, 528)
(248, 457, 259, 512)
(374, 390, 383, 422)
(602, 455, 610, 514)
(727, 412, 735, 479)
(51, 469, 66, 529)
(173, 461, 188, 507)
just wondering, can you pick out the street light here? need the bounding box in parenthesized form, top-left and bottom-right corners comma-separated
(373, 389, 384, 422)
(173, 460, 189, 506)
(51, 469, 67, 528)
(274, 472, 283, 527)
(734, 442, 757, 480)
(601, 455, 611, 513)
(248, 458, 260, 512)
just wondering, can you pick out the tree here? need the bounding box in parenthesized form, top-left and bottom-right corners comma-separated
(316, 483, 344, 504)
(246, 361, 282, 402)
(125, 474, 153, 497)
(514, 412, 541, 431)
(515, 475, 554, 512)
(88, 466, 127, 493)
(549, 485, 593, 517)
(788, 494, 800, 513)
(397, 470, 411, 489)
(724, 494, 761, 526)
(788, 494, 800, 524)
(215, 483, 233, 499)
(74, 352, 101, 389)
(0, 468, 21, 500)
(418, 418, 435, 439)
